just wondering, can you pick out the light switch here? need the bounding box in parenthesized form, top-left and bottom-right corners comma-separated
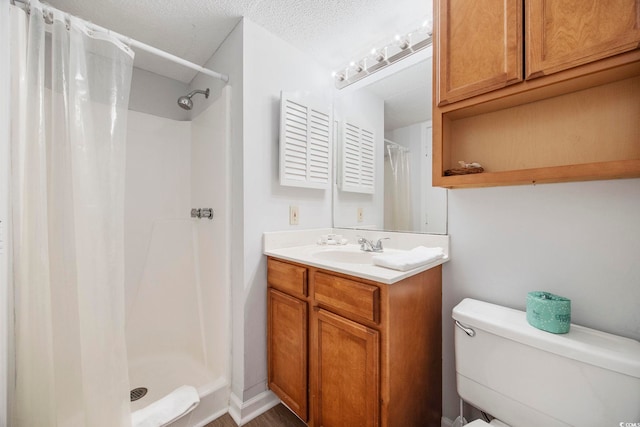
(289, 206, 299, 225)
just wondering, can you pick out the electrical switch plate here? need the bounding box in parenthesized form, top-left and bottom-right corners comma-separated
(357, 207, 364, 223)
(289, 205, 299, 225)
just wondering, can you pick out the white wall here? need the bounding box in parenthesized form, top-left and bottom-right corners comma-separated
(176, 18, 331, 407)
(0, 2, 10, 425)
(240, 18, 333, 401)
(188, 20, 243, 120)
(441, 178, 640, 421)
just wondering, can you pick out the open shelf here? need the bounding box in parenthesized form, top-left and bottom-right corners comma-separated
(433, 53, 640, 189)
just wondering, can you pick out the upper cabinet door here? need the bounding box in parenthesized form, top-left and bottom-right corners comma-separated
(526, 0, 640, 79)
(436, 0, 523, 106)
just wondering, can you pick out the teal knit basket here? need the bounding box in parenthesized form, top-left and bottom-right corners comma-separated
(526, 291, 571, 334)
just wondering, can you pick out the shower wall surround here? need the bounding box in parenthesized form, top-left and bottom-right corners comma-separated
(125, 112, 191, 312)
(0, 1, 10, 424)
(129, 68, 191, 121)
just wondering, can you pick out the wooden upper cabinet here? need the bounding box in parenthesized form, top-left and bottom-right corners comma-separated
(526, 0, 640, 79)
(436, 0, 523, 106)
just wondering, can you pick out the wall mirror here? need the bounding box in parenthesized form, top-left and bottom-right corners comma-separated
(332, 48, 447, 235)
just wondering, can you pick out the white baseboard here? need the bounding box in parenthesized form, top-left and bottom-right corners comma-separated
(442, 416, 454, 427)
(229, 392, 457, 427)
(228, 390, 280, 426)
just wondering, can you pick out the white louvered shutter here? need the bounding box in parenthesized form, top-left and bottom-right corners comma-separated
(279, 92, 331, 189)
(339, 121, 375, 194)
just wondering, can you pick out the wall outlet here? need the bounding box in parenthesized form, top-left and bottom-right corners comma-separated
(289, 205, 299, 225)
(357, 207, 364, 223)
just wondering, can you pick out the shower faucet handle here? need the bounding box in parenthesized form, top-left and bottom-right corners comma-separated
(191, 208, 214, 220)
(200, 208, 214, 220)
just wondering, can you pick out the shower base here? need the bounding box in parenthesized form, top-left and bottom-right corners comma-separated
(129, 353, 229, 427)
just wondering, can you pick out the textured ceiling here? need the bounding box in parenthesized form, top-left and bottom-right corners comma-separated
(46, 0, 432, 83)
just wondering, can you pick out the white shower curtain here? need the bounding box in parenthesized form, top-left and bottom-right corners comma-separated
(384, 144, 413, 231)
(10, 2, 134, 426)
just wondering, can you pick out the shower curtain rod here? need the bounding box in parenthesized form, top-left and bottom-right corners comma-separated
(10, 0, 230, 83)
(384, 139, 409, 151)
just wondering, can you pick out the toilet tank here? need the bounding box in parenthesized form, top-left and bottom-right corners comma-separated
(452, 298, 640, 427)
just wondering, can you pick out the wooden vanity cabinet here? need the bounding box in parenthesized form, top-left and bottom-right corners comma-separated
(267, 257, 443, 427)
(433, 0, 640, 188)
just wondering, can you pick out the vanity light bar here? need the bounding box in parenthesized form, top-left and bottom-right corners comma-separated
(334, 20, 433, 89)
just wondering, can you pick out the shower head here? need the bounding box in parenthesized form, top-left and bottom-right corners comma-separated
(177, 88, 210, 110)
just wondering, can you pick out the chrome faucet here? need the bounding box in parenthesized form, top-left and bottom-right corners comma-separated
(358, 237, 389, 253)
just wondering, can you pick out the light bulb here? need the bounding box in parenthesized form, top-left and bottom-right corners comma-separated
(397, 35, 410, 50)
(422, 18, 433, 35)
(371, 48, 386, 63)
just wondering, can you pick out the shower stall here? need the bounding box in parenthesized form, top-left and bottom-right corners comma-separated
(6, 1, 232, 426)
(125, 86, 231, 426)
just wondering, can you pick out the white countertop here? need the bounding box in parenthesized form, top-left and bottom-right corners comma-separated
(263, 229, 450, 284)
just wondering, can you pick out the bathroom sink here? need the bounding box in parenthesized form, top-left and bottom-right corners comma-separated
(312, 249, 376, 264)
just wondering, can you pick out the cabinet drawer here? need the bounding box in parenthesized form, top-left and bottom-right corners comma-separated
(268, 258, 307, 297)
(314, 272, 380, 323)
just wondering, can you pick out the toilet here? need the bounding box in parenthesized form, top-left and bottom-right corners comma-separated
(452, 298, 640, 427)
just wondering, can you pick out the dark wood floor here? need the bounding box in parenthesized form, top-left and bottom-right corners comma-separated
(204, 404, 306, 427)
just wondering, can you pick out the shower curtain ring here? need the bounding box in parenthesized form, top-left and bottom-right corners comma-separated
(42, 9, 54, 25)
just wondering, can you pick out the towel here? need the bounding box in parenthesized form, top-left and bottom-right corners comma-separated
(372, 246, 445, 271)
(132, 385, 200, 427)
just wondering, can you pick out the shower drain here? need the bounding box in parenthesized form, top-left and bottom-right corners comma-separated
(130, 387, 148, 402)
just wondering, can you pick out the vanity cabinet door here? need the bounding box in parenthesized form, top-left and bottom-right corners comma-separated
(267, 288, 308, 421)
(435, 0, 523, 105)
(313, 308, 380, 427)
(526, 0, 640, 79)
